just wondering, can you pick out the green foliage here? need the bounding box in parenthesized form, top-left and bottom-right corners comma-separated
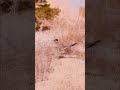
(35, 20, 42, 31)
(35, 2, 60, 31)
(35, 22, 40, 31)
(35, 3, 61, 20)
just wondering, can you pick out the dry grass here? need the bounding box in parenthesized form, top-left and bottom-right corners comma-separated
(35, 15, 85, 83)
(35, 1, 85, 89)
(36, 58, 85, 90)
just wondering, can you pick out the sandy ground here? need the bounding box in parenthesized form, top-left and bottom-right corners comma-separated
(35, 0, 85, 90)
(36, 58, 85, 90)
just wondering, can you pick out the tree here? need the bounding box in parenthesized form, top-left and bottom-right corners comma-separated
(35, 0, 61, 31)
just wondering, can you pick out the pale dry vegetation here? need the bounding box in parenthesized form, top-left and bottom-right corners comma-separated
(35, 0, 85, 90)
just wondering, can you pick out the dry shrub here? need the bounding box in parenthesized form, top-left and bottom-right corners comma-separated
(35, 44, 59, 83)
(35, 16, 85, 82)
(51, 17, 85, 59)
(35, 2, 85, 85)
(56, 30, 84, 46)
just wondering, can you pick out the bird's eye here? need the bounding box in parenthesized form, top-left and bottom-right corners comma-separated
(54, 39, 58, 42)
